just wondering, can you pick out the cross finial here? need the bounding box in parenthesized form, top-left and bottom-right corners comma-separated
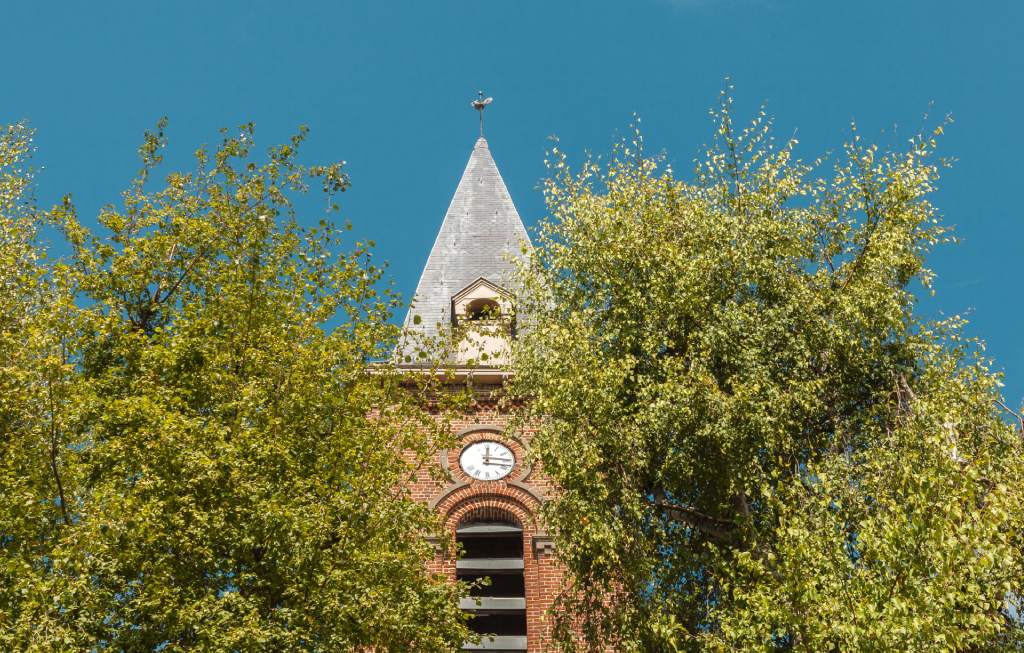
(471, 91, 493, 138)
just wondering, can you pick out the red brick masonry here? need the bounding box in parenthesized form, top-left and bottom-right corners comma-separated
(407, 384, 563, 652)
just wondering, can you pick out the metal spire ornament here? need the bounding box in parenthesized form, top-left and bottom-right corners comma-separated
(471, 91, 493, 138)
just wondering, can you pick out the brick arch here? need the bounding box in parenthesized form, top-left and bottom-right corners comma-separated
(453, 424, 505, 439)
(457, 504, 522, 528)
(441, 490, 540, 535)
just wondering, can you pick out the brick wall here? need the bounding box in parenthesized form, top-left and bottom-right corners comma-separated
(406, 381, 563, 652)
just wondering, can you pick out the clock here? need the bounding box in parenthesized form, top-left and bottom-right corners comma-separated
(459, 441, 515, 481)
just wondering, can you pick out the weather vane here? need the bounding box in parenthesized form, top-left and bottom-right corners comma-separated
(471, 91, 493, 138)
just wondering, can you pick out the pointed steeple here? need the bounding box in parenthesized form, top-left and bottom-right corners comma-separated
(399, 137, 531, 363)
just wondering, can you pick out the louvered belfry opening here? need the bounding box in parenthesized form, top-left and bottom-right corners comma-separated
(457, 511, 527, 652)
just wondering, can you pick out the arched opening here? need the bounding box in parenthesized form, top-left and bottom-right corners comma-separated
(465, 298, 501, 321)
(457, 509, 527, 651)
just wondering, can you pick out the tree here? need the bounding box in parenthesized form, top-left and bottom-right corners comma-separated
(510, 95, 1024, 651)
(0, 121, 84, 649)
(1, 121, 470, 651)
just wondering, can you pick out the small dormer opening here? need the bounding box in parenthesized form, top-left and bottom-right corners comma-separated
(466, 298, 501, 321)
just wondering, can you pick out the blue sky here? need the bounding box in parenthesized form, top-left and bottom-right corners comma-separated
(2, 0, 1021, 404)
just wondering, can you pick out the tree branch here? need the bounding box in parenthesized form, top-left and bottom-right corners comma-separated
(995, 399, 1024, 434)
(647, 494, 737, 545)
(155, 244, 207, 306)
(46, 374, 71, 527)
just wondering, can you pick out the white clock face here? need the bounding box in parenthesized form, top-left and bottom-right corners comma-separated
(459, 441, 515, 481)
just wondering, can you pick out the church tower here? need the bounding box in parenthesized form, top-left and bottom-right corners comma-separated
(400, 99, 561, 652)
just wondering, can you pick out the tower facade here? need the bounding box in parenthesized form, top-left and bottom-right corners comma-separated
(400, 136, 562, 652)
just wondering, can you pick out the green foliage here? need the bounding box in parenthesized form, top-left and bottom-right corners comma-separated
(0, 121, 469, 651)
(511, 95, 1024, 651)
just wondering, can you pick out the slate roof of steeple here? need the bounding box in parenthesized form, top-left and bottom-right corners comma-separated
(398, 137, 531, 362)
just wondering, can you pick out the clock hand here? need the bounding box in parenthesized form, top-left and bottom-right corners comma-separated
(482, 456, 513, 465)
